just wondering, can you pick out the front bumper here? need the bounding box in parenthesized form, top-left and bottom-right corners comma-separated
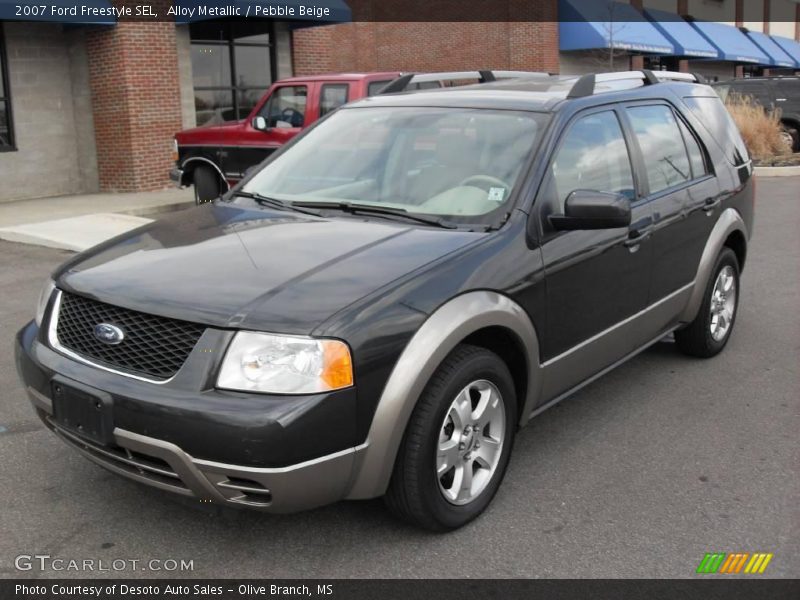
(169, 167, 184, 188)
(15, 321, 366, 513)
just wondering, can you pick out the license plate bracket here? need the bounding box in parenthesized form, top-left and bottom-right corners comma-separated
(51, 377, 114, 445)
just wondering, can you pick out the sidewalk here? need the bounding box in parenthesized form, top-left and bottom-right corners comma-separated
(0, 188, 193, 251)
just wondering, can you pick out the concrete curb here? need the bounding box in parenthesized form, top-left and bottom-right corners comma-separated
(0, 213, 153, 252)
(754, 165, 800, 177)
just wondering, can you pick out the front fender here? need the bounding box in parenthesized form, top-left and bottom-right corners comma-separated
(179, 156, 230, 191)
(345, 291, 541, 500)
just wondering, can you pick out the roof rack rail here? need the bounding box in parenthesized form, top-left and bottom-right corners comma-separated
(566, 70, 706, 99)
(377, 70, 554, 94)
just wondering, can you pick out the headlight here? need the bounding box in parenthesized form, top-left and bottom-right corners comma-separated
(35, 279, 56, 326)
(171, 138, 179, 163)
(217, 332, 353, 394)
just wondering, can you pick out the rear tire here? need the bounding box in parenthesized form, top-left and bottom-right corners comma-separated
(780, 125, 799, 152)
(675, 247, 740, 358)
(384, 344, 517, 531)
(193, 165, 222, 204)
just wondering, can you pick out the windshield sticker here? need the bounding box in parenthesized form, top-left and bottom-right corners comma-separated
(487, 187, 506, 202)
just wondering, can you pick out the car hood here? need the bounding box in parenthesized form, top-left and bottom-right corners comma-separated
(176, 120, 244, 141)
(56, 202, 483, 333)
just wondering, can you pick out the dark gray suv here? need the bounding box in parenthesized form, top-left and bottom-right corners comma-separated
(16, 70, 754, 531)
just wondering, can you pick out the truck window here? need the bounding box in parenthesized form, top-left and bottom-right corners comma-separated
(367, 80, 394, 96)
(260, 86, 307, 129)
(732, 81, 772, 108)
(320, 84, 349, 117)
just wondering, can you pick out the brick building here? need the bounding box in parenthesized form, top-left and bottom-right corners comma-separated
(1, 0, 799, 202)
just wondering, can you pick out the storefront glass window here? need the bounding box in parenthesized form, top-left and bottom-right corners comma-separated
(0, 26, 15, 150)
(190, 23, 275, 127)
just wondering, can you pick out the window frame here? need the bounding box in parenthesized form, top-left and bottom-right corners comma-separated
(619, 100, 715, 200)
(0, 24, 16, 152)
(189, 22, 277, 124)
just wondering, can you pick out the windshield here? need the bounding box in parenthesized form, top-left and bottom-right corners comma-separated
(242, 107, 547, 225)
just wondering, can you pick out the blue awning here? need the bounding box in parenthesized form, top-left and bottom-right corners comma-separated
(771, 36, 800, 68)
(689, 20, 770, 64)
(745, 30, 798, 68)
(171, 0, 351, 24)
(559, 0, 674, 55)
(0, 0, 116, 24)
(643, 9, 718, 58)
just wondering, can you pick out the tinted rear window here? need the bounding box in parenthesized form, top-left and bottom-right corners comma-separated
(682, 96, 749, 166)
(775, 79, 800, 95)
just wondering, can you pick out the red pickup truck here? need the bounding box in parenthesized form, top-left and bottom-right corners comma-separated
(170, 72, 403, 203)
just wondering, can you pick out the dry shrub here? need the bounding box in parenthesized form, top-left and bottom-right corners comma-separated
(725, 93, 790, 160)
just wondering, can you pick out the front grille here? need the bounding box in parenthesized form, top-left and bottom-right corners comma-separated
(55, 292, 205, 380)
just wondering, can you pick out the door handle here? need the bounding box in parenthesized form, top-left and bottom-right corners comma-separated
(703, 197, 721, 213)
(624, 227, 652, 249)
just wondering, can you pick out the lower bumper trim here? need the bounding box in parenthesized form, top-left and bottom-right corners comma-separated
(34, 400, 364, 513)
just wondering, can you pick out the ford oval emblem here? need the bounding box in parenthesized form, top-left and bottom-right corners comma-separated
(94, 323, 125, 345)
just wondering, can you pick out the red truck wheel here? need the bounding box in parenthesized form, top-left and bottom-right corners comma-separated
(193, 166, 222, 204)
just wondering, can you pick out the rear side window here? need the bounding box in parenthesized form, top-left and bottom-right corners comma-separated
(677, 118, 708, 179)
(682, 96, 749, 166)
(627, 105, 691, 194)
(549, 110, 635, 211)
(731, 81, 773, 107)
(320, 84, 349, 117)
(367, 80, 393, 96)
(775, 79, 800, 97)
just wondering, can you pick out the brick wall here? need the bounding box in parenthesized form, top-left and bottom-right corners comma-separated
(294, 21, 560, 76)
(293, 0, 559, 76)
(86, 20, 182, 193)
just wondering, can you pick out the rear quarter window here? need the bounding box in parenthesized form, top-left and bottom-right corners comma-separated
(775, 79, 800, 96)
(367, 80, 394, 96)
(682, 96, 750, 167)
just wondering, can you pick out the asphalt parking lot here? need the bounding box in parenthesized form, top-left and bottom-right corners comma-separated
(0, 176, 797, 579)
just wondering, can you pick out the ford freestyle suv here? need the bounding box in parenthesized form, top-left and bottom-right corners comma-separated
(16, 70, 754, 531)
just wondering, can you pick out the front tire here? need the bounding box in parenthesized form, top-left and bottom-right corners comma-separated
(193, 165, 222, 204)
(385, 344, 517, 531)
(676, 247, 740, 358)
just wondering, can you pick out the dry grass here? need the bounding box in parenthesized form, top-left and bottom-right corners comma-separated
(725, 93, 791, 160)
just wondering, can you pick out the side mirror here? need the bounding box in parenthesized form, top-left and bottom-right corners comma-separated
(549, 190, 631, 230)
(252, 116, 268, 131)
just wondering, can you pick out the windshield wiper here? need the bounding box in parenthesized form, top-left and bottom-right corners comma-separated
(232, 191, 323, 217)
(292, 201, 458, 230)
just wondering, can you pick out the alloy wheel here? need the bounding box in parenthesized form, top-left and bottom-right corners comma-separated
(436, 380, 506, 505)
(709, 265, 736, 342)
